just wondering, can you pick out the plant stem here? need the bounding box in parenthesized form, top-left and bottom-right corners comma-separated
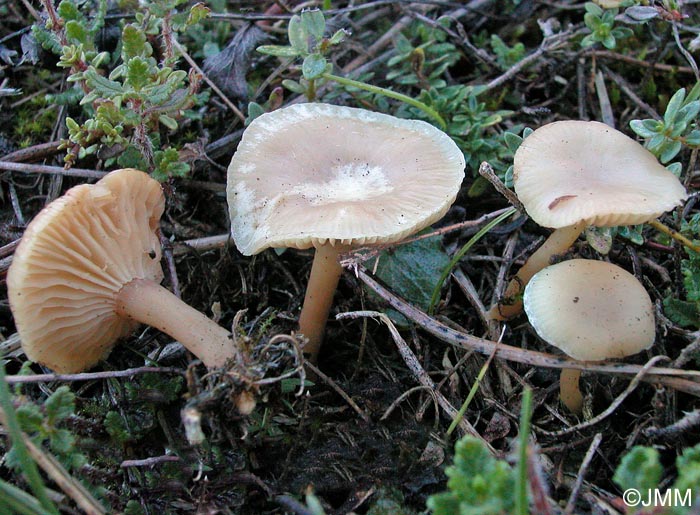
(516, 387, 533, 515)
(323, 72, 447, 129)
(647, 218, 700, 254)
(0, 360, 59, 515)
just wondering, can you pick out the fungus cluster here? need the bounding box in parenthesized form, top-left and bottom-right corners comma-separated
(490, 120, 687, 320)
(227, 102, 465, 360)
(8, 168, 237, 373)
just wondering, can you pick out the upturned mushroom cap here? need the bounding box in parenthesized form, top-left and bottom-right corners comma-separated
(523, 259, 655, 361)
(514, 120, 687, 229)
(7, 168, 165, 373)
(227, 103, 465, 255)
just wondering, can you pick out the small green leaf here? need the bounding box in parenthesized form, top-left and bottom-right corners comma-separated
(45, 386, 75, 424)
(256, 45, 301, 58)
(630, 118, 660, 138)
(585, 2, 604, 16)
(158, 114, 178, 131)
(613, 446, 662, 492)
(373, 233, 451, 316)
(663, 297, 700, 328)
(121, 24, 150, 60)
(281, 79, 306, 94)
(328, 29, 348, 46)
(659, 139, 682, 163)
(301, 9, 326, 41)
(302, 53, 327, 80)
(585, 226, 613, 254)
(287, 14, 308, 53)
(664, 88, 687, 126)
(186, 2, 210, 26)
(503, 131, 523, 153)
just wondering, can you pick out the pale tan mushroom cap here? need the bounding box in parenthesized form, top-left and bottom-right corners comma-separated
(227, 103, 465, 255)
(523, 259, 655, 361)
(514, 121, 687, 228)
(7, 168, 165, 373)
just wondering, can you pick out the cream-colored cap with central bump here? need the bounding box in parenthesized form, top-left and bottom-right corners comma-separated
(227, 102, 465, 255)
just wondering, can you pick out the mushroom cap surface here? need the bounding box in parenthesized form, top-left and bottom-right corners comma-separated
(227, 103, 465, 255)
(514, 120, 687, 228)
(7, 168, 165, 373)
(523, 259, 655, 361)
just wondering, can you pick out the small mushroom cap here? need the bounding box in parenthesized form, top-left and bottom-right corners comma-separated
(227, 103, 465, 255)
(523, 259, 655, 361)
(7, 168, 165, 373)
(514, 120, 687, 228)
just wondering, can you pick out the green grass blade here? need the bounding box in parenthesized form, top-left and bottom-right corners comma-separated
(515, 387, 533, 515)
(0, 360, 60, 515)
(429, 207, 517, 314)
(0, 479, 55, 515)
(323, 72, 447, 129)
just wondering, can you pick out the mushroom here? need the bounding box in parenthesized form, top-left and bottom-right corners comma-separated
(523, 258, 655, 413)
(7, 168, 237, 373)
(491, 120, 687, 320)
(227, 103, 465, 361)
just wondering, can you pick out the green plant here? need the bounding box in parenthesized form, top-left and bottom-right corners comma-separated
(428, 388, 533, 515)
(613, 444, 700, 514)
(630, 84, 700, 165)
(7, 385, 87, 473)
(33, 0, 209, 179)
(581, 2, 634, 49)
(256, 9, 446, 127)
(490, 34, 525, 69)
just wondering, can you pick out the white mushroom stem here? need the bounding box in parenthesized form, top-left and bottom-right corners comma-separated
(560, 368, 584, 414)
(116, 278, 237, 368)
(298, 244, 345, 361)
(490, 221, 586, 320)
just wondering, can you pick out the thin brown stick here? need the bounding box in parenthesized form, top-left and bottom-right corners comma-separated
(5, 366, 184, 384)
(336, 310, 492, 448)
(0, 141, 62, 163)
(171, 39, 246, 123)
(590, 49, 695, 75)
(357, 269, 700, 394)
(564, 433, 603, 515)
(304, 362, 369, 423)
(120, 455, 181, 468)
(478, 162, 525, 212)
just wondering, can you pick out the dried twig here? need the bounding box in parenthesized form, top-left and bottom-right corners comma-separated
(337, 310, 492, 448)
(358, 269, 700, 395)
(304, 362, 369, 423)
(564, 433, 603, 515)
(5, 366, 184, 384)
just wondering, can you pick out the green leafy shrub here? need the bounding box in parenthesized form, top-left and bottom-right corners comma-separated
(581, 2, 634, 49)
(613, 444, 700, 514)
(7, 386, 86, 472)
(33, 0, 209, 179)
(427, 436, 516, 515)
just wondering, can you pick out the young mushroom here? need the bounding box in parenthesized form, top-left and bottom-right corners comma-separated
(227, 103, 465, 361)
(523, 259, 655, 413)
(490, 120, 687, 320)
(7, 168, 237, 373)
